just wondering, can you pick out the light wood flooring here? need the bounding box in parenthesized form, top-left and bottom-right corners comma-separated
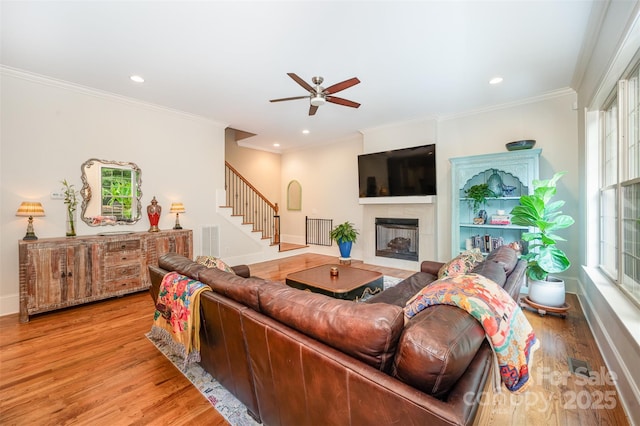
(0, 253, 631, 425)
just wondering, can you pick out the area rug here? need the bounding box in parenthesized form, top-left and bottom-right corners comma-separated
(384, 275, 403, 289)
(146, 275, 403, 425)
(145, 332, 259, 426)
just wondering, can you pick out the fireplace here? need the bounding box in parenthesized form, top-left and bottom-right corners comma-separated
(375, 218, 419, 261)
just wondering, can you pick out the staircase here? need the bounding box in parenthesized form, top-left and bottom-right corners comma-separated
(223, 161, 280, 247)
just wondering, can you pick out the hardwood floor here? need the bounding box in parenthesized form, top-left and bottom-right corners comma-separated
(0, 253, 630, 425)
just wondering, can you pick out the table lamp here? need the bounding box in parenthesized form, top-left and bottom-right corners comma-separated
(169, 202, 185, 230)
(16, 201, 46, 240)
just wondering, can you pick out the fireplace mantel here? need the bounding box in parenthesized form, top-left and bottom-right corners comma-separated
(359, 195, 436, 205)
(362, 202, 437, 269)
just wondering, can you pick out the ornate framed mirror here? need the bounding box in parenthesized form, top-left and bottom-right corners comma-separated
(80, 159, 142, 226)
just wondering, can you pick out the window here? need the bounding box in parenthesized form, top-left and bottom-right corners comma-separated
(599, 62, 640, 306)
(101, 167, 135, 220)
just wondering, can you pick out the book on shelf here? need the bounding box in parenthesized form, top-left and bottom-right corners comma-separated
(470, 234, 505, 253)
(489, 214, 511, 225)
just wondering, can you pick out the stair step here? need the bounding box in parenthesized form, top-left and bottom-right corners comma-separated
(279, 242, 308, 252)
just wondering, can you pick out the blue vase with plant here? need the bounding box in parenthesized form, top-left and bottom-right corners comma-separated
(329, 221, 359, 259)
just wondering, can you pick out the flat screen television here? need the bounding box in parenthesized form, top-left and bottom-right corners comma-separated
(358, 144, 436, 198)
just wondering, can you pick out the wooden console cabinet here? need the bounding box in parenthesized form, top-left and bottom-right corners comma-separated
(18, 229, 192, 322)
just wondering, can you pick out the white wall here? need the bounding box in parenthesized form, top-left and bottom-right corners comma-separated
(361, 118, 438, 154)
(225, 129, 281, 203)
(280, 135, 363, 258)
(0, 68, 241, 315)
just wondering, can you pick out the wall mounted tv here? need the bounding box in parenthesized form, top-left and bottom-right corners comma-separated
(358, 144, 436, 198)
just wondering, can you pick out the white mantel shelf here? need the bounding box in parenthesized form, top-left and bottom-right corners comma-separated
(359, 196, 436, 205)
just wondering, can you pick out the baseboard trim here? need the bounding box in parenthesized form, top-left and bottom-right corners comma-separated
(0, 293, 19, 317)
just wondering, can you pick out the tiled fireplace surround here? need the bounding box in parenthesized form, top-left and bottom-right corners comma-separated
(362, 202, 436, 270)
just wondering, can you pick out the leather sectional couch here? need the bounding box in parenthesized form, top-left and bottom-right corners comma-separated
(148, 246, 526, 425)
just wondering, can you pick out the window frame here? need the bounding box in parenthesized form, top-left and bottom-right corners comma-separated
(598, 61, 640, 309)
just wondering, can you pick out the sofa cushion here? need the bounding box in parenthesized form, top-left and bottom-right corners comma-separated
(158, 252, 208, 281)
(391, 304, 485, 399)
(365, 272, 438, 307)
(485, 246, 518, 274)
(438, 248, 484, 278)
(196, 255, 236, 274)
(198, 267, 267, 311)
(258, 282, 404, 372)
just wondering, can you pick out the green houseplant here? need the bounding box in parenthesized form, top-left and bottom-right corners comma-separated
(329, 221, 359, 259)
(510, 171, 575, 307)
(465, 183, 497, 213)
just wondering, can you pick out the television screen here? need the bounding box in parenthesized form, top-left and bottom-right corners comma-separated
(358, 144, 436, 197)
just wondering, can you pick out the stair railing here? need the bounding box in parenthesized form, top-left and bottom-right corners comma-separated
(224, 161, 280, 245)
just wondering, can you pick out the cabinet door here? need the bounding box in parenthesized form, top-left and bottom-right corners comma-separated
(24, 243, 91, 313)
(147, 231, 193, 267)
(157, 232, 192, 258)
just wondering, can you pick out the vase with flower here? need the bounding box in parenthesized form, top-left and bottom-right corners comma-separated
(62, 179, 79, 237)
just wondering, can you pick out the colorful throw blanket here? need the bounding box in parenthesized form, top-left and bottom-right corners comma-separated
(404, 273, 539, 393)
(151, 272, 211, 368)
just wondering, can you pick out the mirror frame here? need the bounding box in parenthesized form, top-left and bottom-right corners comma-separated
(80, 158, 143, 226)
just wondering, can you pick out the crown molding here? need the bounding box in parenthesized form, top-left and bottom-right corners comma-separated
(0, 65, 228, 128)
(437, 88, 576, 122)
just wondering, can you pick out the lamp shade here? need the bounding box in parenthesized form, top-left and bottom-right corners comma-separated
(169, 202, 185, 214)
(16, 202, 45, 217)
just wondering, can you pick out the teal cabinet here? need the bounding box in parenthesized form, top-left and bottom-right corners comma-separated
(450, 149, 541, 258)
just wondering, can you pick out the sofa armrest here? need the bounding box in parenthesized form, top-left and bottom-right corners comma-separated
(231, 264, 251, 278)
(420, 261, 443, 276)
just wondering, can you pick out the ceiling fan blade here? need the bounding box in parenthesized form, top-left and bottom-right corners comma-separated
(288, 73, 315, 93)
(326, 96, 361, 108)
(270, 95, 309, 103)
(309, 105, 318, 116)
(324, 77, 360, 95)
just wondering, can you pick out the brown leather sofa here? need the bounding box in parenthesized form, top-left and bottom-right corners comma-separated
(148, 246, 526, 425)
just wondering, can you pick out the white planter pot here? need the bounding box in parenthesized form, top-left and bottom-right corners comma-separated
(528, 277, 565, 307)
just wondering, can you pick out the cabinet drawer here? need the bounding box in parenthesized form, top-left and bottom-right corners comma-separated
(103, 278, 144, 293)
(105, 263, 141, 281)
(105, 240, 140, 252)
(104, 251, 141, 267)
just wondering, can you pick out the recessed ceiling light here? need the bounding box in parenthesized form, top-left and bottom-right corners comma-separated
(273, 143, 280, 147)
(130, 75, 145, 83)
(489, 77, 503, 85)
(302, 129, 310, 134)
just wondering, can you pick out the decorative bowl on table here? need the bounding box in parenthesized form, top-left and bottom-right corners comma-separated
(506, 139, 536, 151)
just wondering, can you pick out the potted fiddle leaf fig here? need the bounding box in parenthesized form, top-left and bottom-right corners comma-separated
(510, 171, 575, 307)
(329, 221, 359, 259)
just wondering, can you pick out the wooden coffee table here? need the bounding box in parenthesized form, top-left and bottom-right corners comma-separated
(285, 264, 383, 301)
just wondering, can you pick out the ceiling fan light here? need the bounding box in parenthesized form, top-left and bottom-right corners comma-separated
(310, 95, 326, 107)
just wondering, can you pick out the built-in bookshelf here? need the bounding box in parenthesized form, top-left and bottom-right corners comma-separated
(450, 149, 541, 258)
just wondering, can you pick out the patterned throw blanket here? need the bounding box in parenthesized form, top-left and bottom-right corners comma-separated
(151, 272, 211, 368)
(404, 273, 539, 393)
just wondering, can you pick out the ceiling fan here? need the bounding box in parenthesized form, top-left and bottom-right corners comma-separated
(270, 73, 361, 116)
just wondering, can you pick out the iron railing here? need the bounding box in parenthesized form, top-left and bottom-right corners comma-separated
(306, 216, 333, 246)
